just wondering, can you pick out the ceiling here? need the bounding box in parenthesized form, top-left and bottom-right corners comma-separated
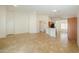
(9, 5, 79, 17)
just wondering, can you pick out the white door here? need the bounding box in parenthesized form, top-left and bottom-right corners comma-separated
(6, 12, 15, 34)
(14, 12, 27, 34)
(26, 15, 29, 33)
(29, 14, 37, 33)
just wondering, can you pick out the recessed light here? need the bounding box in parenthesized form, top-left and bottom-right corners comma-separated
(52, 10, 57, 12)
(13, 5, 17, 7)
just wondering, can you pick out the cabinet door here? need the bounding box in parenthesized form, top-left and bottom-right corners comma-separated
(68, 17, 77, 43)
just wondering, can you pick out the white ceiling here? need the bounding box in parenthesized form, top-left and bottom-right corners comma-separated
(9, 5, 79, 17)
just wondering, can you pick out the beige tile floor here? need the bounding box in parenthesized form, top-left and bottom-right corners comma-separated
(0, 33, 79, 53)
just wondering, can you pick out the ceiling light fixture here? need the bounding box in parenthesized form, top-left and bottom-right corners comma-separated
(52, 10, 57, 12)
(13, 5, 17, 7)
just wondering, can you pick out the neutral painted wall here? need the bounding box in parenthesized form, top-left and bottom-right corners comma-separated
(37, 14, 49, 32)
(0, 6, 49, 38)
(0, 6, 6, 38)
(6, 8, 39, 34)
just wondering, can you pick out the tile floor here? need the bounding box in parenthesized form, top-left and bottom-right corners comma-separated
(0, 33, 79, 53)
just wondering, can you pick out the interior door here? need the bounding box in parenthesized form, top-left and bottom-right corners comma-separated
(14, 12, 27, 34)
(6, 12, 15, 35)
(26, 15, 29, 33)
(29, 13, 37, 33)
(68, 17, 77, 43)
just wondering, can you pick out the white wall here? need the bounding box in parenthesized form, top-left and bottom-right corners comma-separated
(25, 14, 29, 33)
(0, 6, 6, 38)
(6, 10, 31, 34)
(6, 6, 40, 34)
(0, 6, 49, 38)
(14, 11, 39, 34)
(6, 7, 39, 35)
(37, 14, 49, 32)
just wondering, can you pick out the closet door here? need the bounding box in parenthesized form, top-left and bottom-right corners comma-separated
(29, 13, 38, 33)
(15, 12, 27, 34)
(26, 15, 29, 33)
(0, 6, 6, 38)
(6, 11, 15, 34)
